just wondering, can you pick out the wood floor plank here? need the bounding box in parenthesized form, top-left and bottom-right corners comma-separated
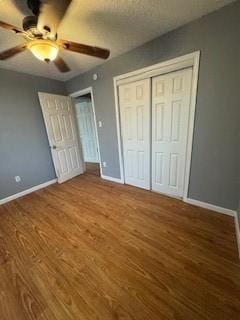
(0, 170, 240, 319)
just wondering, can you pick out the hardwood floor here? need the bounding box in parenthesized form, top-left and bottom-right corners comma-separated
(85, 162, 100, 176)
(0, 172, 239, 320)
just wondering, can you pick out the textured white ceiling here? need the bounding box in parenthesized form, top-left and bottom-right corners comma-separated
(0, 0, 235, 81)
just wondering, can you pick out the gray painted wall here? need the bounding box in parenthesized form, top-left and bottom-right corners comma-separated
(0, 68, 66, 200)
(66, 1, 240, 211)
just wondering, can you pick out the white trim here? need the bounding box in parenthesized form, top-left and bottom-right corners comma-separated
(114, 51, 200, 85)
(113, 51, 201, 198)
(70, 87, 103, 178)
(101, 175, 124, 184)
(234, 212, 240, 258)
(114, 82, 125, 183)
(182, 53, 200, 201)
(0, 179, 57, 205)
(185, 198, 236, 217)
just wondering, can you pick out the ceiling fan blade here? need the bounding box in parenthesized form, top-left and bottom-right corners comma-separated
(0, 44, 27, 60)
(53, 56, 70, 73)
(58, 40, 110, 60)
(37, 0, 72, 38)
(0, 20, 24, 34)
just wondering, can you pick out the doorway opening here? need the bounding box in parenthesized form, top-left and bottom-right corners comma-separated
(71, 88, 102, 177)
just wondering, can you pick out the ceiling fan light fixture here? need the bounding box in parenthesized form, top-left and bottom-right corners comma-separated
(27, 39, 59, 62)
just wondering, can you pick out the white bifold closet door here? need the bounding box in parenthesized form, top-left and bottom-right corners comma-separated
(119, 79, 151, 189)
(152, 68, 192, 197)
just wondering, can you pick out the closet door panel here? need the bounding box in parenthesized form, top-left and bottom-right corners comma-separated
(152, 68, 193, 197)
(119, 79, 150, 189)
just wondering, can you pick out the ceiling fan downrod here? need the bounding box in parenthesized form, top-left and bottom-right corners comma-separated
(27, 0, 41, 16)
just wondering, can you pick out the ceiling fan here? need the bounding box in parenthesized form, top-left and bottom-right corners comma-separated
(0, 0, 110, 72)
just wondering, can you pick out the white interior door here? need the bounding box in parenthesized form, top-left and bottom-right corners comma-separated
(151, 68, 193, 197)
(75, 100, 99, 163)
(119, 79, 150, 189)
(39, 92, 84, 183)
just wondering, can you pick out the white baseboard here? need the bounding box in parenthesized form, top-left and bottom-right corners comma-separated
(0, 179, 57, 205)
(185, 198, 236, 217)
(101, 175, 124, 184)
(234, 213, 240, 258)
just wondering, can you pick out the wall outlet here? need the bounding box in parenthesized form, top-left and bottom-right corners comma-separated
(14, 176, 21, 183)
(98, 121, 102, 128)
(103, 161, 107, 168)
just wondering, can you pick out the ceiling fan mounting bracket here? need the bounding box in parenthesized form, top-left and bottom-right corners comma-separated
(13, 29, 21, 34)
(43, 25, 51, 33)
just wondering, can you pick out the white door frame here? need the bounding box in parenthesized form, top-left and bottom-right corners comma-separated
(70, 87, 103, 177)
(113, 51, 201, 201)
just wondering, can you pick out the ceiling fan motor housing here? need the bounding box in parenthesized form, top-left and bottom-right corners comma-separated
(22, 15, 38, 31)
(23, 0, 41, 31)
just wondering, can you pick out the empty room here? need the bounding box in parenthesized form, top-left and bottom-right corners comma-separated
(0, 0, 240, 319)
